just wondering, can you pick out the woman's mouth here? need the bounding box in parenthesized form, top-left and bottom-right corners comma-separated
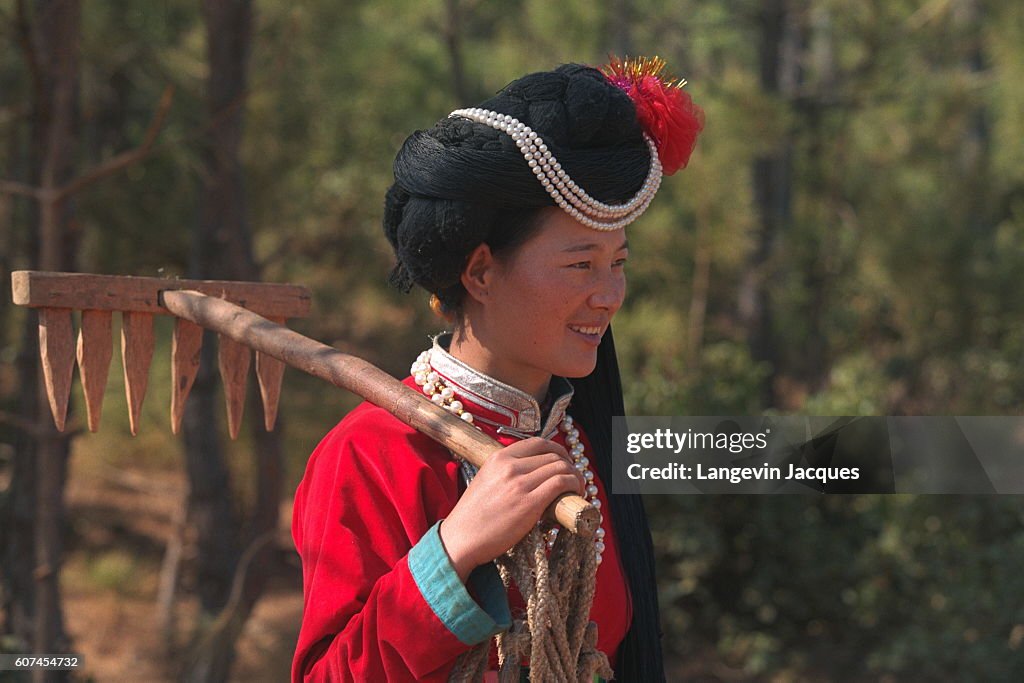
(568, 325, 603, 344)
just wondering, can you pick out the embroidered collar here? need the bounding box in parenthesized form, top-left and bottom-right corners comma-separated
(428, 333, 574, 438)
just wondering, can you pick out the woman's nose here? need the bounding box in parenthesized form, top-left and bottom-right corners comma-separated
(588, 272, 626, 313)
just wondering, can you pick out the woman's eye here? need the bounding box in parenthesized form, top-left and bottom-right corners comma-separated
(569, 261, 591, 269)
(613, 258, 628, 268)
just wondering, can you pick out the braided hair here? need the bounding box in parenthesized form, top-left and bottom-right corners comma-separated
(384, 63, 666, 682)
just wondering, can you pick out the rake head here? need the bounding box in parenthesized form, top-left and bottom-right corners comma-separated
(11, 271, 311, 438)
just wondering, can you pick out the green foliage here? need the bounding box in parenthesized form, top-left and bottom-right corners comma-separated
(652, 495, 1024, 680)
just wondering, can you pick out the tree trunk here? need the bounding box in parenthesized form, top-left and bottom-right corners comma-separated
(2, 2, 83, 681)
(738, 0, 801, 407)
(181, 1, 283, 680)
(1, 6, 34, 646)
(32, 1, 81, 677)
(443, 0, 470, 104)
(952, 0, 990, 348)
(182, 335, 237, 617)
(686, 198, 712, 370)
(796, 3, 836, 393)
(1, 25, 38, 643)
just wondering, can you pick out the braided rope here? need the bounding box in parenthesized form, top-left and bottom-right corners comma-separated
(449, 527, 611, 682)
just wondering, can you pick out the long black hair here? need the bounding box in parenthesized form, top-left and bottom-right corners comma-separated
(383, 63, 665, 681)
(571, 328, 665, 682)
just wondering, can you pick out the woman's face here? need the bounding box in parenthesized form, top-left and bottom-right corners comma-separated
(460, 208, 628, 394)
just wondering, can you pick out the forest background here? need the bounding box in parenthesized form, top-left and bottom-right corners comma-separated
(2, 0, 1024, 681)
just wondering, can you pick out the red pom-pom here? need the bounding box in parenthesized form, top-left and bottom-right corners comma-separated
(603, 56, 705, 175)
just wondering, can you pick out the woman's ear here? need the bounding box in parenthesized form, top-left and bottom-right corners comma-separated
(460, 243, 495, 304)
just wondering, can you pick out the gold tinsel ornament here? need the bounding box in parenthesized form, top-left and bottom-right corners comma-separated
(601, 55, 688, 90)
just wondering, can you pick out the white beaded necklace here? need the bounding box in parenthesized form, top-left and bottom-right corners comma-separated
(449, 107, 663, 231)
(411, 349, 607, 564)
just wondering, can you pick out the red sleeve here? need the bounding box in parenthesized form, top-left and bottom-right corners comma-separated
(290, 405, 495, 682)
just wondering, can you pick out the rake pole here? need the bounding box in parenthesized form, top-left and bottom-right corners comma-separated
(158, 289, 599, 538)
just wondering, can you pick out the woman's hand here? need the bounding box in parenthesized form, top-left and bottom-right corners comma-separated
(438, 437, 585, 582)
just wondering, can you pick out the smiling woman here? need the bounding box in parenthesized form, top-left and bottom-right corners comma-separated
(290, 60, 702, 682)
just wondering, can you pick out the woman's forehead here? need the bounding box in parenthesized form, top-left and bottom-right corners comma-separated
(530, 208, 629, 250)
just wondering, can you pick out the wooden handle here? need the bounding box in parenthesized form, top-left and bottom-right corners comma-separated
(159, 289, 599, 538)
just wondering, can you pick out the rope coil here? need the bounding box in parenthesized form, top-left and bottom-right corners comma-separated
(449, 528, 613, 682)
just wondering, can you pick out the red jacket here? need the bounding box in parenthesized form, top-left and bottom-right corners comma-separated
(291, 344, 631, 682)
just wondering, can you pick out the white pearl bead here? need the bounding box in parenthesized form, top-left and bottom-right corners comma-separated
(595, 528, 605, 539)
(449, 400, 463, 412)
(460, 412, 474, 423)
(431, 393, 444, 404)
(584, 471, 594, 482)
(586, 485, 598, 497)
(440, 387, 454, 400)
(595, 553, 603, 565)
(591, 498, 601, 509)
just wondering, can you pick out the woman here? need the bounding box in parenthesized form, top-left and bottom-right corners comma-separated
(291, 60, 702, 682)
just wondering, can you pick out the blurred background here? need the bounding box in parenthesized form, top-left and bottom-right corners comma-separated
(2, 0, 1023, 681)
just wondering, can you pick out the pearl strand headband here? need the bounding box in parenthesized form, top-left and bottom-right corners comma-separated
(449, 107, 663, 231)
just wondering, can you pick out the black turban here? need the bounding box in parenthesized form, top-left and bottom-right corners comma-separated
(383, 63, 652, 304)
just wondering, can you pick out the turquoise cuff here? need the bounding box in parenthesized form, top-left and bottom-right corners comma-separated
(408, 521, 512, 645)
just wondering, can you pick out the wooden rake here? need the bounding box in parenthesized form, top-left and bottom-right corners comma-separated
(11, 270, 598, 537)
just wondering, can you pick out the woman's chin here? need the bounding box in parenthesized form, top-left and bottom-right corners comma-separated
(557, 355, 599, 379)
